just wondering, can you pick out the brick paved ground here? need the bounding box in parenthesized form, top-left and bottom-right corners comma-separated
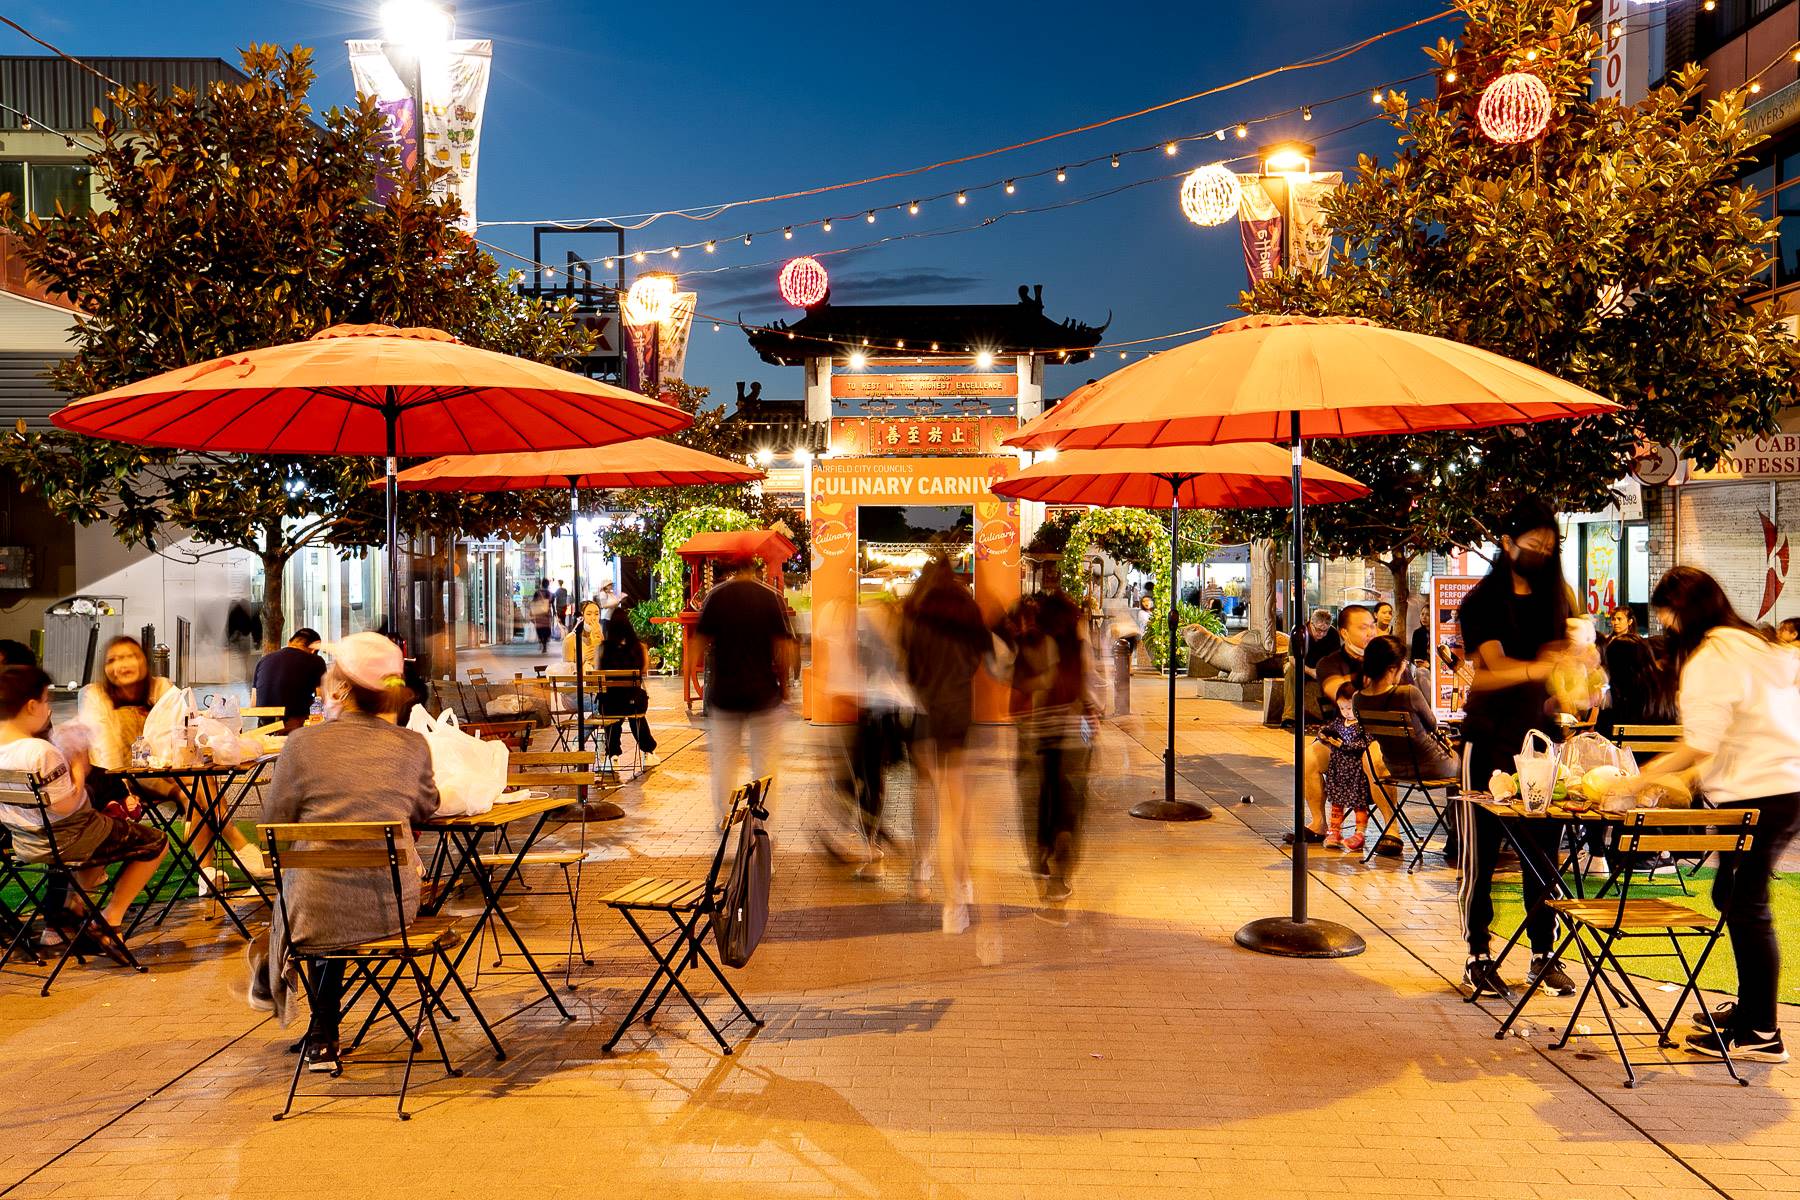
(2, 665, 1797, 1200)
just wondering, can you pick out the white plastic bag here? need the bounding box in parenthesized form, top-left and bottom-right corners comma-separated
(1515, 729, 1560, 809)
(142, 686, 193, 767)
(405, 706, 505, 817)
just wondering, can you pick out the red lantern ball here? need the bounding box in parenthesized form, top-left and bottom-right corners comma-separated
(778, 256, 829, 308)
(1477, 72, 1552, 144)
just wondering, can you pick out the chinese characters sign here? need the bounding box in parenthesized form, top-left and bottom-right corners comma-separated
(828, 416, 1016, 457)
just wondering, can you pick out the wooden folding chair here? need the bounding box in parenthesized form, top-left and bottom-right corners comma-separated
(0, 770, 148, 994)
(0, 828, 46, 971)
(260, 820, 503, 1120)
(1523, 807, 1757, 1088)
(1605, 724, 1698, 893)
(594, 668, 653, 774)
(463, 720, 533, 752)
(1357, 711, 1458, 870)
(601, 778, 769, 1055)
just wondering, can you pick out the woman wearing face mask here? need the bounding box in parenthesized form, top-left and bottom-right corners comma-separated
(1617, 568, 1800, 1063)
(250, 632, 440, 1073)
(1455, 497, 1582, 1002)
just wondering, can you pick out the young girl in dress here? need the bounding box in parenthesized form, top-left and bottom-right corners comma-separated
(1316, 688, 1372, 851)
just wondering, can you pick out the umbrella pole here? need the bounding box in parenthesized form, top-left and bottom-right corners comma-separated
(1234, 417, 1366, 958)
(384, 394, 401, 645)
(571, 479, 585, 755)
(1131, 474, 1210, 821)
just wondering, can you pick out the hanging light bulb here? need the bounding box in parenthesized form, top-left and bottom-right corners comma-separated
(670, 246, 680, 258)
(603, 258, 613, 269)
(1372, 88, 1385, 104)
(822, 218, 833, 232)
(1751, 80, 1763, 94)
(633, 250, 646, 263)
(1214, 130, 1226, 141)
(1525, 49, 1538, 61)
(1445, 69, 1458, 83)
(1119, 351, 1127, 360)
(974, 349, 994, 369)
(1164, 141, 1179, 155)
(1055, 167, 1066, 182)
(866, 210, 875, 223)
(956, 191, 967, 204)
(1609, 21, 1622, 37)
(1110, 154, 1120, 168)
(908, 200, 920, 214)
(1005, 179, 1016, 194)
(713, 322, 721, 332)
(848, 351, 866, 369)
(784, 227, 793, 239)
(705, 241, 716, 253)
(743, 233, 752, 246)
(1301, 106, 1313, 121)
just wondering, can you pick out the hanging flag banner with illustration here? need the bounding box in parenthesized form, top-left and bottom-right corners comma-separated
(1287, 172, 1342, 276)
(347, 39, 492, 231)
(659, 292, 699, 385)
(1237, 178, 1283, 286)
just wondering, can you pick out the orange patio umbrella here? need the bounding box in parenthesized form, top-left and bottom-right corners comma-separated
(395, 441, 763, 749)
(51, 324, 689, 634)
(994, 444, 1368, 823)
(1007, 314, 1620, 960)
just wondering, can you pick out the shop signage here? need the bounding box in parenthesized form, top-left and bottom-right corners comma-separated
(810, 457, 1012, 505)
(1630, 443, 1677, 487)
(1428, 575, 1479, 720)
(1747, 77, 1800, 139)
(1684, 434, 1800, 483)
(828, 416, 1016, 457)
(831, 373, 1015, 400)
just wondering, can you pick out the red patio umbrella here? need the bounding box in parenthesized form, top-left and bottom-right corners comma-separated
(50, 324, 689, 634)
(1008, 314, 1620, 959)
(995, 444, 1369, 822)
(395, 442, 763, 749)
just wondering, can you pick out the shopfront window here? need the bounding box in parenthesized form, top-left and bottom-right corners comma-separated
(0, 161, 93, 219)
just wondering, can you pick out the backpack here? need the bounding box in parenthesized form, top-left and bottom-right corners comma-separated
(713, 781, 772, 969)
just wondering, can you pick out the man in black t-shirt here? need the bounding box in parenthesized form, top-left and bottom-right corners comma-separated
(253, 628, 326, 733)
(694, 558, 795, 822)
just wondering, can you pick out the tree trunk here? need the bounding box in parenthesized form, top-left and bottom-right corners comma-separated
(260, 527, 290, 653)
(1383, 551, 1415, 648)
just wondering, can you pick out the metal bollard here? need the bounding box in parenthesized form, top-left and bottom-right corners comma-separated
(1113, 640, 1134, 715)
(150, 643, 172, 679)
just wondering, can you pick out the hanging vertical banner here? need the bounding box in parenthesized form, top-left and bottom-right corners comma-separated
(658, 291, 698, 384)
(623, 321, 659, 395)
(347, 39, 492, 231)
(1237, 178, 1283, 286)
(1287, 172, 1342, 276)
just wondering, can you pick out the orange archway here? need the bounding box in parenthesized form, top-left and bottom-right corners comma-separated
(806, 416, 1019, 724)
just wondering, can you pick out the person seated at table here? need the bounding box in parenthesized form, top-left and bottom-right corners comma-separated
(249, 631, 439, 1074)
(1596, 631, 1677, 739)
(0, 665, 165, 963)
(252, 627, 325, 734)
(1354, 633, 1461, 816)
(599, 609, 660, 769)
(562, 599, 605, 676)
(81, 635, 267, 889)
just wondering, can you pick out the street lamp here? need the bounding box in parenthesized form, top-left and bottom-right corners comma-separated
(1257, 141, 1317, 275)
(378, 1, 454, 187)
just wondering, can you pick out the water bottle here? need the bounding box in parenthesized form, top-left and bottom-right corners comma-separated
(129, 736, 150, 770)
(307, 696, 324, 726)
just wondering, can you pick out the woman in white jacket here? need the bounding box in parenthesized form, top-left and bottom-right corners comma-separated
(1628, 567, 1800, 1063)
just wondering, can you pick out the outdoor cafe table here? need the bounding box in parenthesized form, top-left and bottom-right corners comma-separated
(415, 793, 575, 1023)
(1463, 795, 1659, 1031)
(124, 755, 277, 941)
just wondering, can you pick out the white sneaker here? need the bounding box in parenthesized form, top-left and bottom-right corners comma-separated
(642, 752, 662, 767)
(941, 903, 971, 935)
(198, 867, 230, 898)
(237, 844, 273, 879)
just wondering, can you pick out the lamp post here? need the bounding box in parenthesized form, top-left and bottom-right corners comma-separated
(379, 1, 454, 188)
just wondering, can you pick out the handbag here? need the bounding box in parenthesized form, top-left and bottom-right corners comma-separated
(713, 788, 772, 969)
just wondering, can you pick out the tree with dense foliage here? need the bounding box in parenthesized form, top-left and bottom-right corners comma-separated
(0, 44, 590, 647)
(1238, 0, 1799, 625)
(1058, 507, 1221, 668)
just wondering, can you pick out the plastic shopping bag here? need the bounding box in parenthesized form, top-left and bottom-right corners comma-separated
(405, 707, 506, 817)
(142, 686, 193, 767)
(1515, 728, 1561, 810)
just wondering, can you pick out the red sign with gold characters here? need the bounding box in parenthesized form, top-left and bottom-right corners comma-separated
(830, 373, 1015, 401)
(828, 416, 1015, 457)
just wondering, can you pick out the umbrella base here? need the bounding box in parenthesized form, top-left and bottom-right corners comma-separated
(554, 800, 626, 823)
(1234, 916, 1366, 959)
(1129, 798, 1214, 822)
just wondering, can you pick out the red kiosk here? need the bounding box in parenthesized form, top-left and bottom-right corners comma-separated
(659, 528, 798, 711)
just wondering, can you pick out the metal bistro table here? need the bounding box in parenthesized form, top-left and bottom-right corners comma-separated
(125, 755, 278, 941)
(1464, 795, 1661, 1033)
(415, 794, 576, 1023)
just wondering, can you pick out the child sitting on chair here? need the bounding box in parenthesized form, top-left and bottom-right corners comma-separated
(1316, 687, 1372, 852)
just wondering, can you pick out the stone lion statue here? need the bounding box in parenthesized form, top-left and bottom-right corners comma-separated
(1182, 624, 1288, 684)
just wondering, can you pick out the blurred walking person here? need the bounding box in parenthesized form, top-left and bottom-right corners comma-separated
(820, 600, 913, 876)
(694, 556, 795, 822)
(997, 587, 1098, 905)
(900, 557, 989, 934)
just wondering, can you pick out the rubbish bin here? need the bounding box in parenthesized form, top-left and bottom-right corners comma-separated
(43, 595, 125, 689)
(1112, 637, 1136, 715)
(150, 643, 172, 680)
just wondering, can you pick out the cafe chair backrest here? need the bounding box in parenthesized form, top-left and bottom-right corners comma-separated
(1612, 723, 1682, 756)
(1614, 806, 1756, 859)
(258, 821, 412, 951)
(0, 769, 59, 844)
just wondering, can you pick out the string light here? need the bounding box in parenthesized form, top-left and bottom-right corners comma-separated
(713, 322, 722, 332)
(908, 201, 920, 214)
(1372, 88, 1384, 104)
(1752, 80, 1764, 94)
(1444, 69, 1457, 83)
(848, 350, 866, 369)
(743, 233, 752, 246)
(778, 255, 830, 308)
(1111, 154, 1120, 168)
(1525, 49, 1537, 62)
(705, 240, 716, 253)
(633, 250, 646, 263)
(1301, 106, 1313, 121)
(1005, 179, 1016, 194)
(1235, 123, 1248, 138)
(784, 227, 793, 239)
(1164, 142, 1178, 155)
(1214, 129, 1226, 141)
(822, 218, 833, 232)
(1055, 167, 1066, 182)
(956, 191, 967, 204)
(975, 350, 995, 369)
(865, 210, 876, 223)
(1477, 71, 1552, 144)
(670, 247, 680, 258)
(1180, 164, 1242, 227)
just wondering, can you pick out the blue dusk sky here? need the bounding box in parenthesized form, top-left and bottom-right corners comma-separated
(9, 0, 1450, 403)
